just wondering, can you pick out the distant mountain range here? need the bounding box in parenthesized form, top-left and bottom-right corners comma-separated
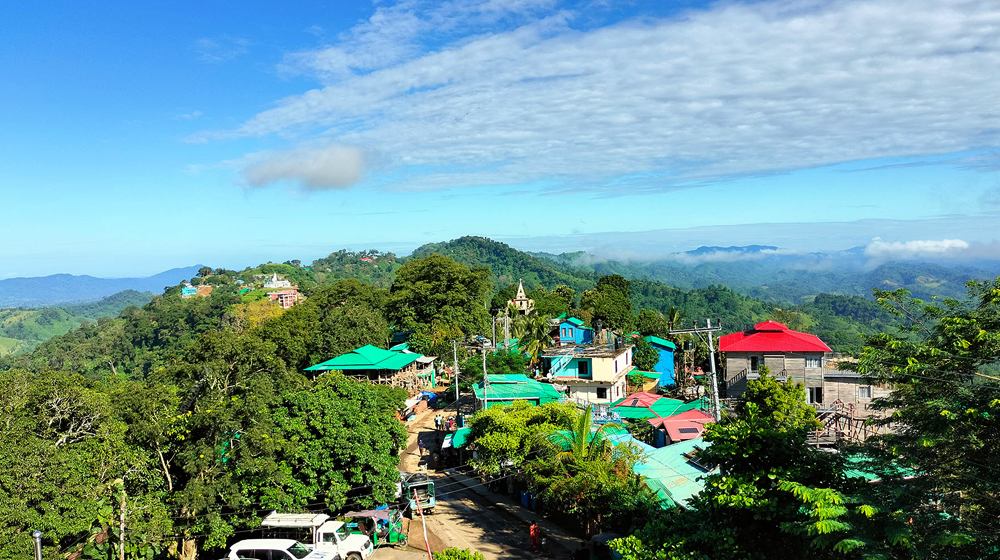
(0, 266, 203, 308)
(534, 244, 999, 303)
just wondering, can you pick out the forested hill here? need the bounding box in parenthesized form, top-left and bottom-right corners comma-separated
(410, 236, 596, 293)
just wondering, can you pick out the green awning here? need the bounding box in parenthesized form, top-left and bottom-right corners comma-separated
(452, 427, 472, 448)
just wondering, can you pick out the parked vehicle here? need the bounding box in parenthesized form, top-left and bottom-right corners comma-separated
(342, 509, 408, 548)
(401, 472, 435, 514)
(259, 513, 374, 560)
(225, 539, 340, 560)
(590, 533, 624, 560)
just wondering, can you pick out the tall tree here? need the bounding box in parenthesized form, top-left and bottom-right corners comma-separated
(632, 336, 659, 372)
(850, 283, 1000, 558)
(387, 254, 492, 345)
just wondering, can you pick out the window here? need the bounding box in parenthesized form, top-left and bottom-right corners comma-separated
(808, 387, 823, 404)
(858, 386, 872, 399)
(806, 355, 822, 368)
(578, 362, 588, 377)
(237, 551, 269, 560)
(568, 328, 574, 338)
(750, 356, 759, 373)
(286, 544, 311, 560)
(561, 328, 566, 337)
(596, 387, 608, 399)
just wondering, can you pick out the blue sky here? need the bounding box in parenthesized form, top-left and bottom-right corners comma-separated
(1, 0, 999, 278)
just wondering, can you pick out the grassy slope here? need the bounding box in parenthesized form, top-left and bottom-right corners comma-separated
(0, 290, 153, 352)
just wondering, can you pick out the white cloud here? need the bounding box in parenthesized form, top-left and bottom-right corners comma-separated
(192, 37, 250, 63)
(241, 145, 366, 190)
(177, 110, 203, 120)
(864, 238, 970, 260)
(194, 0, 1000, 192)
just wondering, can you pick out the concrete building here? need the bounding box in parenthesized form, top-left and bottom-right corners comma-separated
(267, 289, 301, 309)
(541, 341, 633, 404)
(264, 273, 293, 289)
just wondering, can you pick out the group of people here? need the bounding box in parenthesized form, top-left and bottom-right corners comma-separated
(434, 414, 457, 431)
(434, 414, 458, 432)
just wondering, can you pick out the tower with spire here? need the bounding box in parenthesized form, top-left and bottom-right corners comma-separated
(508, 279, 535, 314)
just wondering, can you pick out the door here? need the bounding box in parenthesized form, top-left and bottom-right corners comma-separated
(808, 387, 823, 404)
(578, 361, 588, 378)
(749, 356, 759, 373)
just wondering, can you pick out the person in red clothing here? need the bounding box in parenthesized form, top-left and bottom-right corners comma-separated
(529, 521, 541, 552)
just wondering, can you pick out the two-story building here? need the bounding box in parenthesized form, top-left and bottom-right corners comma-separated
(719, 321, 831, 402)
(541, 341, 633, 404)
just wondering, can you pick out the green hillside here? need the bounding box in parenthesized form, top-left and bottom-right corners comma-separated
(0, 336, 21, 356)
(0, 289, 153, 352)
(411, 236, 596, 293)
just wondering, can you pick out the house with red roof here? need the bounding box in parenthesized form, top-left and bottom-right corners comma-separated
(648, 409, 715, 447)
(719, 321, 832, 402)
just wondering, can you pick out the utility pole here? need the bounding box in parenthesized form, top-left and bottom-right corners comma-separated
(453, 341, 460, 403)
(669, 319, 723, 422)
(492, 317, 497, 350)
(481, 343, 489, 411)
(504, 315, 510, 350)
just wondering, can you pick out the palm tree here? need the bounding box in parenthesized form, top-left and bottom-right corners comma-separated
(513, 311, 553, 369)
(546, 405, 619, 464)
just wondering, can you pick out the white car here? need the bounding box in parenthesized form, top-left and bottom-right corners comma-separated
(227, 539, 340, 560)
(257, 513, 374, 560)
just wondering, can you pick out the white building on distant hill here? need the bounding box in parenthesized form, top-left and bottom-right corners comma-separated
(264, 273, 293, 289)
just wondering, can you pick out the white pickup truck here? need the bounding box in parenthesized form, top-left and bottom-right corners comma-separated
(259, 513, 374, 560)
(226, 539, 340, 560)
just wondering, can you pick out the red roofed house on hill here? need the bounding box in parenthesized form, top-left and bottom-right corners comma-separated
(719, 321, 832, 403)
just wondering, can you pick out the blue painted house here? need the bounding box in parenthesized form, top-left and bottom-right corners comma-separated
(558, 317, 593, 345)
(645, 336, 677, 386)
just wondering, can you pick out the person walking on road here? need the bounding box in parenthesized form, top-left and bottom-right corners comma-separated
(529, 521, 542, 553)
(417, 439, 425, 456)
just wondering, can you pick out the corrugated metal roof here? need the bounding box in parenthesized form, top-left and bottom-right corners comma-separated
(644, 336, 677, 350)
(305, 345, 421, 371)
(473, 375, 563, 401)
(610, 394, 709, 419)
(719, 321, 831, 353)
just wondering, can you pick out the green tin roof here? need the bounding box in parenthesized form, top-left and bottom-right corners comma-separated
(644, 336, 677, 350)
(305, 344, 421, 371)
(473, 375, 562, 402)
(563, 317, 592, 329)
(634, 438, 712, 508)
(610, 395, 708, 419)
